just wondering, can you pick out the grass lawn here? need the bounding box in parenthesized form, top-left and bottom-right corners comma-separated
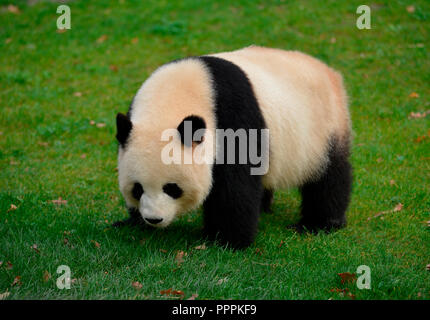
(0, 0, 429, 300)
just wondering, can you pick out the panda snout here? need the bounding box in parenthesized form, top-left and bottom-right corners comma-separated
(144, 217, 163, 225)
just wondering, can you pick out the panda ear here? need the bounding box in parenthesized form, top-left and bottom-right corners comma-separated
(116, 113, 133, 147)
(177, 115, 206, 147)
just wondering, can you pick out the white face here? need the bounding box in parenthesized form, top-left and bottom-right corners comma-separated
(117, 133, 212, 228)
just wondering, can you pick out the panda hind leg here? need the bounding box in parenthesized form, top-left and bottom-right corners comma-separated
(296, 139, 352, 233)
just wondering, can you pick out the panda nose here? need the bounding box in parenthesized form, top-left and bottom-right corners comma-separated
(145, 218, 163, 224)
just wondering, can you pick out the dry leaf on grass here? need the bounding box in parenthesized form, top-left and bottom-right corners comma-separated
(96, 123, 106, 128)
(43, 270, 51, 282)
(132, 281, 143, 290)
(330, 287, 356, 299)
(406, 6, 415, 13)
(7, 204, 17, 212)
(426, 264, 430, 272)
(96, 35, 108, 43)
(73, 92, 82, 97)
(91, 240, 101, 249)
(194, 244, 206, 250)
(337, 272, 357, 284)
(217, 277, 228, 285)
(368, 203, 403, 220)
(160, 288, 185, 299)
(409, 92, 419, 98)
(7, 5, 20, 14)
(109, 65, 118, 72)
(131, 38, 139, 44)
(409, 110, 430, 119)
(12, 276, 21, 286)
(50, 197, 67, 205)
(5, 261, 13, 270)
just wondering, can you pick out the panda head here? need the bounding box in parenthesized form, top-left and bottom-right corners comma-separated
(115, 112, 213, 228)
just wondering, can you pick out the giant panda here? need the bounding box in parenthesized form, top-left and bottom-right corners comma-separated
(113, 46, 352, 249)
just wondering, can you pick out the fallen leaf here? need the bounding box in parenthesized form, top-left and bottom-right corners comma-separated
(175, 250, 186, 265)
(80, 154, 87, 159)
(194, 244, 207, 250)
(91, 240, 101, 249)
(90, 120, 96, 125)
(187, 293, 198, 300)
(255, 248, 263, 255)
(330, 37, 336, 44)
(96, 123, 106, 128)
(376, 157, 383, 163)
(409, 92, 419, 98)
(12, 276, 21, 286)
(5, 261, 13, 270)
(7, 204, 17, 212)
(337, 272, 357, 284)
(406, 6, 415, 13)
(160, 288, 172, 296)
(73, 92, 82, 97)
(43, 270, 51, 282)
(109, 65, 118, 72)
(7, 4, 20, 14)
(132, 281, 143, 290)
(159, 249, 167, 253)
(50, 197, 67, 205)
(415, 135, 427, 143)
(409, 110, 430, 119)
(63, 237, 69, 245)
(217, 277, 228, 285)
(5, 38, 12, 44)
(393, 203, 403, 212)
(56, 29, 67, 34)
(31, 243, 40, 254)
(389, 179, 396, 186)
(131, 37, 139, 44)
(278, 240, 285, 248)
(171, 290, 185, 299)
(96, 34, 108, 43)
(0, 291, 10, 300)
(368, 203, 403, 220)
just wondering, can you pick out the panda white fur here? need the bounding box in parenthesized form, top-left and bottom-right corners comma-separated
(113, 46, 352, 249)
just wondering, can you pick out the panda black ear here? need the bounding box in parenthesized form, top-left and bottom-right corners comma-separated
(177, 115, 206, 147)
(116, 113, 132, 147)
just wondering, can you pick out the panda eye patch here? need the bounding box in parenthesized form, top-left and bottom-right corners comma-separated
(163, 183, 183, 199)
(131, 183, 144, 200)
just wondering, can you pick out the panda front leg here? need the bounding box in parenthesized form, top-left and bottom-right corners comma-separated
(297, 142, 352, 232)
(203, 166, 264, 249)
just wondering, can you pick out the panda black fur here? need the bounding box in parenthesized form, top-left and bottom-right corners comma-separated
(113, 46, 352, 249)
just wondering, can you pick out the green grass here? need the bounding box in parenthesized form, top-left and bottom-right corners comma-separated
(0, 0, 429, 300)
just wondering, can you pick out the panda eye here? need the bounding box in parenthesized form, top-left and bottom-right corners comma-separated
(131, 183, 144, 200)
(163, 183, 183, 199)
